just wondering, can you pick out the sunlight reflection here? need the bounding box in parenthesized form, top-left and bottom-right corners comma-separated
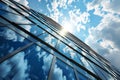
(60, 27, 68, 36)
(63, 21, 73, 33)
(60, 21, 73, 36)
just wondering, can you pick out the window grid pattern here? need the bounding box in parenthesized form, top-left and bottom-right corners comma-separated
(0, 0, 120, 80)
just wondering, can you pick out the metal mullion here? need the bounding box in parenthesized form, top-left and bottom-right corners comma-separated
(1, 0, 25, 14)
(5, 0, 76, 60)
(18, 22, 33, 25)
(0, 0, 119, 79)
(48, 56, 56, 80)
(3, 1, 111, 74)
(11, 0, 69, 43)
(86, 59, 107, 80)
(74, 68, 79, 80)
(0, 42, 34, 64)
(0, 2, 102, 79)
(64, 42, 115, 77)
(86, 52, 116, 77)
(6, 2, 64, 44)
(95, 66, 108, 80)
(6, 63, 19, 79)
(0, 15, 101, 79)
(4, 24, 37, 42)
(74, 68, 91, 80)
(0, 8, 20, 15)
(0, 23, 34, 26)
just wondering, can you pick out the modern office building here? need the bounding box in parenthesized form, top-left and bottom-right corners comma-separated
(0, 0, 120, 80)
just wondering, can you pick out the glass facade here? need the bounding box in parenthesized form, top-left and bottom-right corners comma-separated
(0, 0, 120, 80)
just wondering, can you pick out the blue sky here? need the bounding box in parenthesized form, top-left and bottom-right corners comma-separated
(18, 0, 120, 70)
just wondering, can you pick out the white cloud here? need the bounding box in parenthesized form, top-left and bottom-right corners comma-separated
(37, 51, 46, 59)
(68, 0, 75, 5)
(46, 0, 87, 33)
(15, 0, 29, 7)
(85, 13, 120, 70)
(0, 52, 29, 80)
(52, 65, 66, 80)
(80, 12, 90, 24)
(63, 44, 76, 59)
(87, 0, 120, 16)
(38, 50, 67, 80)
(36, 46, 41, 52)
(42, 54, 53, 73)
(38, 0, 41, 2)
(58, 0, 67, 9)
(68, 9, 89, 32)
(47, 0, 78, 23)
(44, 34, 56, 47)
(0, 28, 17, 41)
(0, 0, 31, 79)
(102, 0, 120, 14)
(104, 51, 120, 70)
(0, 61, 12, 78)
(1, 0, 31, 42)
(11, 52, 29, 80)
(47, 0, 62, 22)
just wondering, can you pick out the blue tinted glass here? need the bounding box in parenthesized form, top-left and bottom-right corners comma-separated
(78, 72, 88, 80)
(39, 32, 57, 47)
(58, 41, 84, 65)
(25, 44, 53, 80)
(58, 42, 71, 58)
(0, 2, 8, 15)
(0, 27, 30, 59)
(19, 25, 44, 36)
(97, 66, 114, 80)
(81, 57, 95, 74)
(0, 44, 53, 80)
(89, 61, 110, 80)
(1, 11, 31, 24)
(81, 51, 103, 68)
(51, 59, 76, 80)
(75, 64, 96, 80)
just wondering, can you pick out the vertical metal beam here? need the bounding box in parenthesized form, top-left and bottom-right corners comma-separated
(74, 68, 79, 80)
(48, 56, 56, 80)
(0, 42, 34, 64)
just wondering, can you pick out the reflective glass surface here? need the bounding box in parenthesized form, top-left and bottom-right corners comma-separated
(0, 0, 120, 80)
(0, 27, 30, 59)
(51, 59, 76, 80)
(0, 44, 53, 80)
(78, 72, 88, 80)
(39, 32, 57, 47)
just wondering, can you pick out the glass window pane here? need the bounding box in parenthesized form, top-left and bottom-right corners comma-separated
(1, 11, 31, 24)
(25, 44, 53, 80)
(78, 72, 88, 80)
(59, 42, 71, 58)
(39, 32, 57, 47)
(51, 59, 76, 80)
(0, 27, 30, 59)
(19, 25, 44, 36)
(89, 60, 115, 80)
(80, 57, 95, 74)
(75, 65, 96, 80)
(0, 44, 53, 80)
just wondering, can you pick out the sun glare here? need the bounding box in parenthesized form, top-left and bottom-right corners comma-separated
(63, 21, 73, 33)
(60, 27, 68, 36)
(60, 21, 73, 36)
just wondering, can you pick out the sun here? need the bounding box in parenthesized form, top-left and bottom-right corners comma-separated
(63, 21, 73, 33)
(60, 27, 68, 36)
(60, 21, 74, 36)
